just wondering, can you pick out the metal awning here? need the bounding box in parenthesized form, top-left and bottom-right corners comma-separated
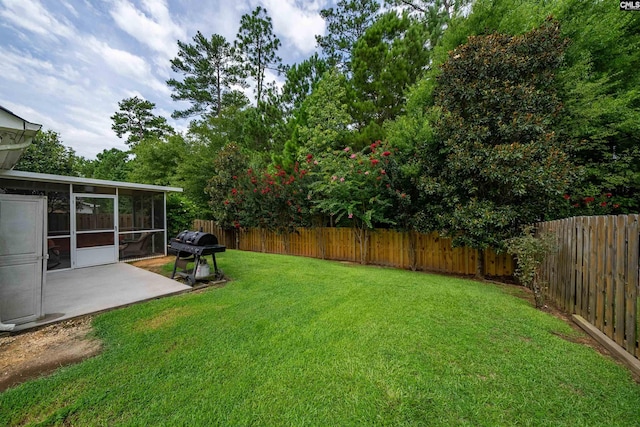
(0, 106, 42, 170)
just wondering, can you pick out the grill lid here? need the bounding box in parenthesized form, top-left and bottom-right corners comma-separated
(174, 230, 218, 246)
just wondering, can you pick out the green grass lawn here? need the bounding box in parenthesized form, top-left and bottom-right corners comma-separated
(2, 251, 639, 426)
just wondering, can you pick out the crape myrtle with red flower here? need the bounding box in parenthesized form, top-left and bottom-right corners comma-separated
(558, 191, 622, 216)
(207, 142, 315, 235)
(239, 161, 314, 234)
(206, 143, 251, 230)
(310, 140, 404, 264)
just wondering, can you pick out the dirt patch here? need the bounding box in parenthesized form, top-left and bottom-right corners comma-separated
(132, 256, 229, 290)
(130, 255, 175, 276)
(0, 317, 101, 392)
(130, 256, 175, 269)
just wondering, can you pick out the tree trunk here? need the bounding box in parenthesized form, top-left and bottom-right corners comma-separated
(354, 225, 369, 265)
(282, 232, 290, 254)
(408, 230, 418, 271)
(532, 270, 546, 309)
(260, 228, 266, 253)
(531, 282, 545, 309)
(316, 227, 326, 260)
(475, 249, 485, 279)
(312, 216, 326, 259)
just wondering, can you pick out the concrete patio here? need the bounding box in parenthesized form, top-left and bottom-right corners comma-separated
(13, 263, 191, 332)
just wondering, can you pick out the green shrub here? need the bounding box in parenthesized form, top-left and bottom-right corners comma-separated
(505, 225, 557, 308)
(166, 193, 199, 240)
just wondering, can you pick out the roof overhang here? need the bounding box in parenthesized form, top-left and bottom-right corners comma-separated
(0, 169, 183, 193)
(0, 106, 43, 170)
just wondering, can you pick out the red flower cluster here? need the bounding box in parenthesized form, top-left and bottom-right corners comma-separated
(567, 192, 620, 212)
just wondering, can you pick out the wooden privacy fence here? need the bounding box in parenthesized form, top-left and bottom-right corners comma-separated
(538, 215, 640, 360)
(193, 220, 514, 277)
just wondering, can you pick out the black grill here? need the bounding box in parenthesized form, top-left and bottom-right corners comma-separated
(169, 230, 226, 285)
(174, 230, 219, 246)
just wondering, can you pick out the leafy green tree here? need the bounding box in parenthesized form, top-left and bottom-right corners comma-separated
(315, 0, 380, 71)
(180, 91, 251, 211)
(85, 148, 131, 182)
(167, 32, 244, 119)
(351, 11, 430, 127)
(553, 0, 640, 213)
(206, 143, 252, 229)
(280, 53, 329, 112)
(174, 137, 224, 218)
(166, 193, 200, 240)
(439, 0, 640, 214)
(127, 134, 186, 186)
(211, 87, 284, 154)
(407, 0, 640, 216)
(74, 156, 95, 178)
(186, 90, 251, 143)
(111, 96, 173, 147)
(234, 6, 283, 105)
(285, 69, 353, 162)
(383, 78, 442, 269)
(14, 129, 81, 176)
(419, 20, 573, 277)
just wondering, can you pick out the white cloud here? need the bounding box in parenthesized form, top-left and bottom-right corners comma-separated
(0, 0, 76, 40)
(0, 49, 55, 84)
(84, 37, 170, 95)
(60, 0, 79, 18)
(259, 0, 326, 55)
(87, 38, 150, 79)
(65, 105, 116, 137)
(109, 0, 187, 59)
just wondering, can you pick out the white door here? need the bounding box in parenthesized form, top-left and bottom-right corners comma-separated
(74, 195, 117, 268)
(0, 194, 46, 324)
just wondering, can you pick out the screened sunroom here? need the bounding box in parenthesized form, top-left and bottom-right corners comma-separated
(0, 169, 182, 271)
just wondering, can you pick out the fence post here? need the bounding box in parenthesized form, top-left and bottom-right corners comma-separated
(625, 215, 639, 356)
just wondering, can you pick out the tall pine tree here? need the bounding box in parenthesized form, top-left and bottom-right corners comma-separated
(167, 31, 244, 118)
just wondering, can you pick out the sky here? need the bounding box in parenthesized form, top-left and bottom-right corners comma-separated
(0, 0, 333, 159)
